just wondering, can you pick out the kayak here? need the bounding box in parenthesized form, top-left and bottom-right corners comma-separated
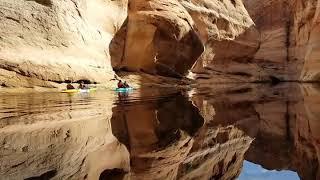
(115, 87, 134, 92)
(61, 88, 97, 93)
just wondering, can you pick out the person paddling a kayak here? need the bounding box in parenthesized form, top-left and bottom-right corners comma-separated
(123, 81, 130, 88)
(66, 80, 75, 90)
(78, 81, 87, 89)
(117, 80, 125, 88)
(67, 83, 75, 90)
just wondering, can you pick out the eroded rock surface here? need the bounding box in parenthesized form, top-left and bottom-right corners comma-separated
(183, 0, 260, 82)
(289, 0, 320, 81)
(0, 0, 127, 87)
(111, 0, 204, 77)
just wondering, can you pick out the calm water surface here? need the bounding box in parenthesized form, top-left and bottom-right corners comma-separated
(0, 83, 319, 180)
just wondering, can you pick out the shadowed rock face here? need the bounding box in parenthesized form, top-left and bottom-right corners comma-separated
(216, 0, 320, 82)
(111, 0, 204, 77)
(183, 0, 260, 83)
(289, 0, 320, 81)
(111, 0, 255, 79)
(191, 83, 320, 180)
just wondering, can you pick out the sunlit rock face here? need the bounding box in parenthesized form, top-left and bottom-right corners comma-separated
(289, 0, 320, 81)
(0, 0, 127, 87)
(111, 0, 204, 77)
(0, 93, 130, 179)
(183, 0, 260, 83)
(191, 83, 320, 180)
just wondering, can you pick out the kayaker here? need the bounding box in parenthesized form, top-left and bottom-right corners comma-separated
(117, 80, 125, 88)
(123, 81, 130, 88)
(66, 83, 75, 90)
(78, 81, 86, 89)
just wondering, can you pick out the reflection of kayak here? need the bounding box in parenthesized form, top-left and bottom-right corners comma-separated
(61, 88, 97, 93)
(115, 87, 134, 92)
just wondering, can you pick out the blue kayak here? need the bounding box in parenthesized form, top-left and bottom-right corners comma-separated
(115, 87, 134, 92)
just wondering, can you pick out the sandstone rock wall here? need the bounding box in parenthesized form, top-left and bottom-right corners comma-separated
(289, 0, 320, 81)
(1, 0, 319, 85)
(111, 0, 204, 77)
(184, 0, 260, 82)
(111, 0, 255, 78)
(0, 0, 127, 87)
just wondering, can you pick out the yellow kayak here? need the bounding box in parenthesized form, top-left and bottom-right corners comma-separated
(61, 88, 97, 93)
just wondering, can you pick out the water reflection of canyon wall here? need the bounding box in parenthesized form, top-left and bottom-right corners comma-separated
(1, 84, 319, 179)
(192, 83, 320, 180)
(0, 93, 130, 180)
(111, 91, 253, 180)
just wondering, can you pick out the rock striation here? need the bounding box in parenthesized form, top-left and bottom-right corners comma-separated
(111, 0, 255, 79)
(111, 0, 204, 77)
(0, 0, 127, 87)
(0, 0, 320, 87)
(289, 0, 320, 81)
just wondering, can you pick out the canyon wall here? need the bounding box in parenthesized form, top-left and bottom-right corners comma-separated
(111, 0, 254, 78)
(289, 0, 320, 81)
(190, 0, 320, 83)
(0, 0, 127, 87)
(0, 0, 319, 86)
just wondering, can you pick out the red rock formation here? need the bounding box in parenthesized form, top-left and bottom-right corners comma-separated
(289, 0, 320, 81)
(111, 0, 204, 77)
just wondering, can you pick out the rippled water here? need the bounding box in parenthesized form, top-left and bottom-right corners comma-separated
(0, 83, 319, 180)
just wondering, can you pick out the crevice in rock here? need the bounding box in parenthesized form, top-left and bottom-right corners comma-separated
(24, 170, 57, 180)
(269, 76, 281, 85)
(26, 0, 52, 7)
(99, 168, 127, 180)
(226, 87, 252, 94)
(5, 17, 20, 23)
(229, 72, 253, 77)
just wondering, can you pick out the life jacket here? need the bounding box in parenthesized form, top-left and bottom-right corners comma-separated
(118, 82, 124, 88)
